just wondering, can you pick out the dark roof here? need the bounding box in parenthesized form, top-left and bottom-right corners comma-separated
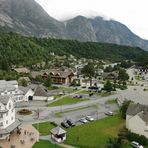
(127, 103, 148, 122)
(126, 103, 148, 116)
(48, 69, 74, 78)
(34, 86, 48, 97)
(102, 72, 118, 79)
(138, 111, 148, 123)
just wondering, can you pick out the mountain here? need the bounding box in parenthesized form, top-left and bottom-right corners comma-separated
(0, 0, 66, 38)
(65, 16, 148, 50)
(0, 0, 148, 51)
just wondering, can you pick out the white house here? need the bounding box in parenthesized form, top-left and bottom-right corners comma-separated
(19, 85, 54, 101)
(50, 126, 67, 142)
(0, 80, 27, 102)
(126, 103, 148, 139)
(33, 85, 54, 101)
(0, 96, 21, 140)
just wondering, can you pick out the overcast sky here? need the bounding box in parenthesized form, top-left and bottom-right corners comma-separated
(35, 0, 148, 39)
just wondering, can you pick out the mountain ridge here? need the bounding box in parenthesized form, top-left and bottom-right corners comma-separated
(0, 0, 148, 51)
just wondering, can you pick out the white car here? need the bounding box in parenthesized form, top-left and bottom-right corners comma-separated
(105, 111, 114, 116)
(79, 118, 88, 123)
(130, 141, 143, 148)
(85, 116, 94, 121)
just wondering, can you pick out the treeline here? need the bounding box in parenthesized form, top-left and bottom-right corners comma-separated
(0, 32, 147, 70)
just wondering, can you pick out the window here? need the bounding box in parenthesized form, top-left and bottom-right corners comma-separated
(0, 114, 3, 118)
(6, 120, 8, 124)
(11, 117, 13, 121)
(0, 122, 3, 126)
(6, 112, 8, 116)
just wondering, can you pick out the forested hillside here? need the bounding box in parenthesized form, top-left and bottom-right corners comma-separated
(0, 32, 147, 70)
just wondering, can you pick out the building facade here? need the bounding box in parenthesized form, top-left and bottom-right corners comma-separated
(126, 103, 148, 138)
(0, 96, 21, 139)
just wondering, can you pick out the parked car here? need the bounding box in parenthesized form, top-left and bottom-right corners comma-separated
(61, 122, 70, 128)
(66, 119, 75, 127)
(85, 116, 94, 121)
(105, 111, 114, 116)
(79, 118, 88, 123)
(89, 93, 94, 97)
(130, 141, 143, 148)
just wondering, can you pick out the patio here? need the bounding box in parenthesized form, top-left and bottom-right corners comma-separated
(0, 124, 39, 148)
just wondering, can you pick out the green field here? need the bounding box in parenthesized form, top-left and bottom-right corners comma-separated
(32, 140, 61, 148)
(106, 99, 117, 104)
(58, 86, 75, 92)
(48, 96, 89, 107)
(65, 115, 125, 148)
(33, 122, 56, 136)
(77, 90, 114, 97)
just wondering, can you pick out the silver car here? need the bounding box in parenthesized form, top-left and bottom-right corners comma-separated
(85, 116, 94, 121)
(79, 118, 88, 123)
(130, 141, 143, 148)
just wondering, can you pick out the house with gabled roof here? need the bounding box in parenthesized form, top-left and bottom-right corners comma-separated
(126, 103, 148, 138)
(0, 80, 27, 102)
(33, 85, 54, 101)
(42, 69, 75, 85)
(50, 126, 66, 142)
(0, 96, 21, 140)
(12, 67, 30, 74)
(19, 85, 54, 101)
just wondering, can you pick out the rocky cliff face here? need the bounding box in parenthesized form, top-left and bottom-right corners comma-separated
(0, 0, 148, 51)
(0, 0, 66, 37)
(65, 16, 148, 50)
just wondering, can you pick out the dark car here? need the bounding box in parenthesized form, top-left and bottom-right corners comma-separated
(61, 122, 70, 128)
(66, 119, 75, 127)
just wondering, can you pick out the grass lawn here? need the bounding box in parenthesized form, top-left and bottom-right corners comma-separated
(65, 115, 125, 148)
(32, 140, 61, 148)
(77, 90, 114, 97)
(33, 122, 56, 136)
(135, 75, 141, 81)
(58, 86, 75, 93)
(106, 99, 117, 104)
(48, 97, 89, 107)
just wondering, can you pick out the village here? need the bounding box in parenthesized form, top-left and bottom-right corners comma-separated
(0, 53, 148, 148)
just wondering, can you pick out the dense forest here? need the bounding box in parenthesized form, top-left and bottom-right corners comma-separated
(0, 32, 147, 70)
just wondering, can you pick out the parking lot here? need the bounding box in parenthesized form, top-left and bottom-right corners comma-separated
(52, 103, 119, 126)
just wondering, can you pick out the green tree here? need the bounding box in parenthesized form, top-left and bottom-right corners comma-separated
(20, 79, 28, 87)
(104, 65, 113, 72)
(35, 75, 44, 83)
(118, 69, 129, 81)
(120, 100, 131, 119)
(81, 63, 95, 86)
(104, 80, 113, 92)
(44, 76, 52, 87)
